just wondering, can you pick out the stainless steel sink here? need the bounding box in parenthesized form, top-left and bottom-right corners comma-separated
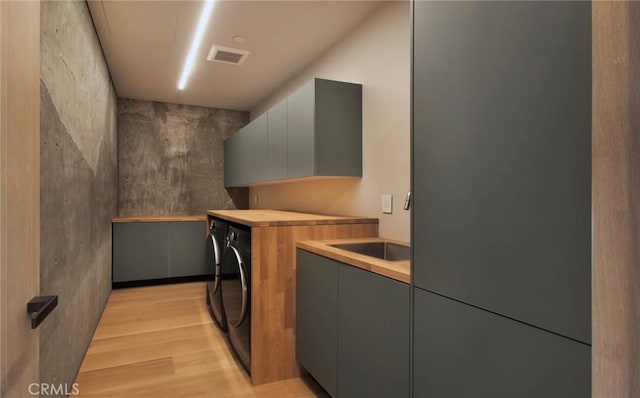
(329, 241, 410, 261)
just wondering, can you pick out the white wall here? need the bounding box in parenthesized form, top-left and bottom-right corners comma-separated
(250, 1, 410, 241)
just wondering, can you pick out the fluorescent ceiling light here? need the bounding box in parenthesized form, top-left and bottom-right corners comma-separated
(178, 0, 215, 90)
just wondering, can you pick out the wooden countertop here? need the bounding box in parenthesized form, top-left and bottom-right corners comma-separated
(112, 215, 207, 223)
(296, 237, 410, 284)
(206, 209, 378, 227)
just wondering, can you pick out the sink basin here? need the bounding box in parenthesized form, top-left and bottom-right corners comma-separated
(330, 241, 410, 261)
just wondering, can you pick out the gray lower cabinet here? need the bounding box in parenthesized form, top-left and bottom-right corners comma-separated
(413, 287, 591, 398)
(296, 249, 409, 398)
(296, 250, 338, 397)
(113, 221, 206, 283)
(113, 222, 170, 283)
(338, 265, 410, 398)
(168, 222, 207, 277)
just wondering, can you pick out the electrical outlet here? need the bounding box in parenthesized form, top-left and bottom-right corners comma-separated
(382, 194, 393, 214)
(254, 194, 259, 206)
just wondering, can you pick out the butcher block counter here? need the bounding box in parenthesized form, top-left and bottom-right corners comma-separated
(207, 209, 378, 386)
(206, 209, 378, 227)
(113, 215, 207, 223)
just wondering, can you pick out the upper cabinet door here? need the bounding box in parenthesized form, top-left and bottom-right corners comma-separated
(287, 80, 315, 179)
(225, 113, 268, 186)
(412, 1, 591, 343)
(245, 112, 268, 184)
(225, 78, 362, 187)
(315, 79, 362, 177)
(266, 98, 288, 181)
(224, 130, 242, 187)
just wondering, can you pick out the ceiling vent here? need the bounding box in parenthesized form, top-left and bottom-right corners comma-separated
(206, 45, 250, 66)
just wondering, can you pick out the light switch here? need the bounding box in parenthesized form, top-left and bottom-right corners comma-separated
(382, 194, 393, 214)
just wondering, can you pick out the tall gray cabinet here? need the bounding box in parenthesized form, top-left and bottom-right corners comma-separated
(412, 2, 592, 397)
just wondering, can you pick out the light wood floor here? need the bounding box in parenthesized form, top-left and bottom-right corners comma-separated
(75, 282, 327, 398)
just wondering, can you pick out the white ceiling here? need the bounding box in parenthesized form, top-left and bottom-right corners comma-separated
(88, 1, 384, 111)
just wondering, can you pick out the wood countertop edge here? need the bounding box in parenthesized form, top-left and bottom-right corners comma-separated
(206, 210, 379, 227)
(296, 238, 411, 284)
(113, 215, 207, 223)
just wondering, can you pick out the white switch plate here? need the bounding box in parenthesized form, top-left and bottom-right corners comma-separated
(382, 194, 393, 214)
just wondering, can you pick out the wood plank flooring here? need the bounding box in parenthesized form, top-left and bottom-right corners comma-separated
(75, 282, 327, 397)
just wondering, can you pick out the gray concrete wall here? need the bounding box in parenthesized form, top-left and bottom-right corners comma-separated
(39, 2, 117, 394)
(118, 99, 249, 215)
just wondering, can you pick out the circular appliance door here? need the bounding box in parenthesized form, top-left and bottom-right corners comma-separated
(206, 233, 221, 303)
(222, 245, 248, 328)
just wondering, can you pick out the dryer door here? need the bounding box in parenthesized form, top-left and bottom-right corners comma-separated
(222, 245, 249, 328)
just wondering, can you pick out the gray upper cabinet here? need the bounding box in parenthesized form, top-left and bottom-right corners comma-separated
(266, 98, 288, 181)
(288, 78, 362, 179)
(224, 113, 267, 186)
(287, 80, 315, 178)
(223, 131, 241, 187)
(245, 113, 268, 184)
(412, 1, 591, 343)
(224, 78, 362, 187)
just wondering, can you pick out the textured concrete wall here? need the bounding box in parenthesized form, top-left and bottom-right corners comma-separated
(118, 99, 249, 215)
(39, 2, 117, 394)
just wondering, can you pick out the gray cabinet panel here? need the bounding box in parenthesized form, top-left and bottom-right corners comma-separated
(296, 250, 338, 397)
(168, 221, 206, 277)
(412, 1, 591, 343)
(266, 98, 288, 181)
(113, 223, 170, 282)
(287, 80, 315, 178)
(225, 126, 253, 187)
(246, 113, 268, 184)
(223, 132, 240, 187)
(338, 265, 409, 398)
(224, 78, 362, 186)
(413, 288, 591, 398)
(315, 79, 362, 177)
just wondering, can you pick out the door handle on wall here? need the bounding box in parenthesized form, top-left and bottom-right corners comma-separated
(27, 295, 58, 329)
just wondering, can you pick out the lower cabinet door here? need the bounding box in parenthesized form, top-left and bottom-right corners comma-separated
(296, 250, 338, 397)
(338, 265, 410, 398)
(112, 222, 170, 282)
(168, 221, 206, 277)
(413, 287, 591, 398)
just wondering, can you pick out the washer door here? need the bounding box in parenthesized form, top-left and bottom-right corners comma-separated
(206, 233, 222, 301)
(222, 245, 249, 328)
